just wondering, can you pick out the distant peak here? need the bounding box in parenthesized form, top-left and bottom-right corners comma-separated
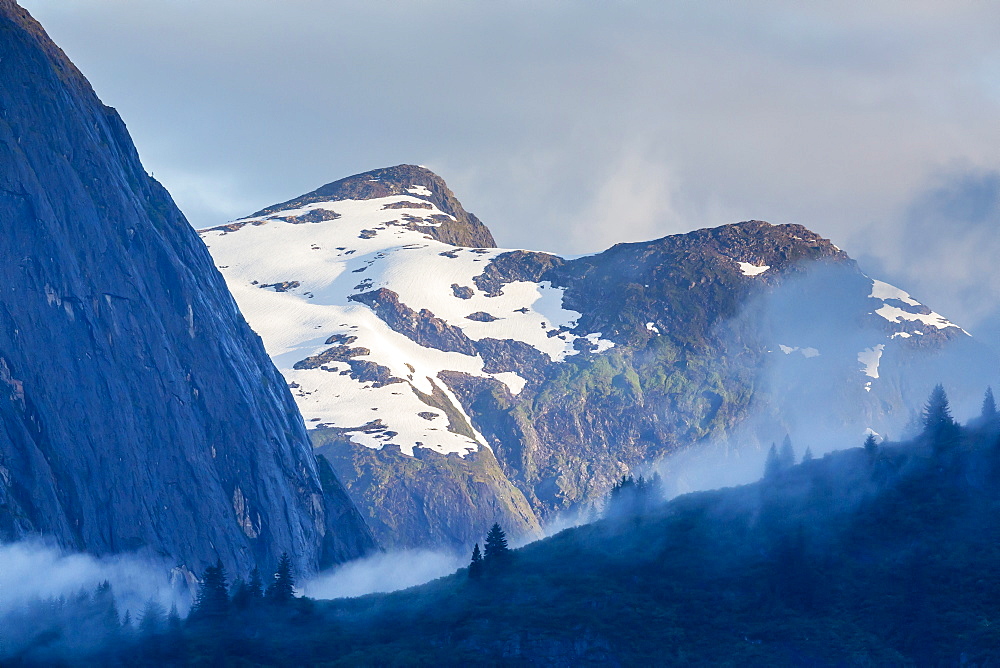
(248, 165, 496, 248)
(252, 165, 445, 217)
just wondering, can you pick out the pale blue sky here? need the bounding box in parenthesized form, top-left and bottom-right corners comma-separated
(18, 1, 1000, 348)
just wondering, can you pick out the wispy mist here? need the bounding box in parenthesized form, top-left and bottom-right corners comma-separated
(0, 539, 189, 617)
(641, 259, 999, 500)
(304, 549, 465, 600)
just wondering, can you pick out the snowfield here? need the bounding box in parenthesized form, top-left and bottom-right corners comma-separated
(199, 190, 613, 456)
(200, 191, 971, 457)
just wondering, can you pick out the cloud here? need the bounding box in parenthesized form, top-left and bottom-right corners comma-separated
(303, 549, 464, 600)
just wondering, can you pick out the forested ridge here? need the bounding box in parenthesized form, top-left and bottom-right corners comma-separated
(5, 386, 1000, 666)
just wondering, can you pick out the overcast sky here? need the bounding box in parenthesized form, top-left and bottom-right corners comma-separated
(19, 1, 1000, 349)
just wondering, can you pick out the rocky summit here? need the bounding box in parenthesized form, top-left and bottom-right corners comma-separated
(202, 164, 995, 550)
(0, 1, 375, 575)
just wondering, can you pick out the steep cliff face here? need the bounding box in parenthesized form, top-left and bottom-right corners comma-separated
(202, 168, 995, 550)
(0, 1, 375, 574)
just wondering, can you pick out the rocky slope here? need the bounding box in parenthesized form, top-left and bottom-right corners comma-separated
(0, 1, 375, 575)
(202, 165, 995, 550)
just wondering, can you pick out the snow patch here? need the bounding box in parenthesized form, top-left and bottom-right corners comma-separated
(870, 279, 921, 307)
(778, 344, 820, 358)
(858, 344, 885, 379)
(875, 304, 961, 331)
(868, 278, 966, 334)
(584, 332, 615, 353)
(737, 262, 770, 277)
(493, 372, 527, 395)
(645, 322, 660, 335)
(407, 185, 432, 197)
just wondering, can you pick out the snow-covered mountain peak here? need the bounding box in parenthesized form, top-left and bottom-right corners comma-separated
(198, 178, 996, 550)
(199, 173, 613, 457)
(245, 164, 496, 249)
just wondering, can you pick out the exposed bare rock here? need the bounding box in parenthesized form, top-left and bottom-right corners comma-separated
(349, 288, 478, 355)
(252, 164, 496, 248)
(0, 1, 375, 574)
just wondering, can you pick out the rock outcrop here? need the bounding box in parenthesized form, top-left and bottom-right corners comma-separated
(253, 164, 496, 249)
(0, 1, 375, 575)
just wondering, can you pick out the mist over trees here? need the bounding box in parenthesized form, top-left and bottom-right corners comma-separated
(603, 474, 663, 518)
(764, 435, 797, 478)
(5, 382, 1000, 665)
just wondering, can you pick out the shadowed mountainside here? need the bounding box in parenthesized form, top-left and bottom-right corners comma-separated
(0, 0, 375, 575)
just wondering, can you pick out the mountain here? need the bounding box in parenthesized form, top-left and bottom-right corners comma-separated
(0, 1, 375, 575)
(200, 164, 997, 550)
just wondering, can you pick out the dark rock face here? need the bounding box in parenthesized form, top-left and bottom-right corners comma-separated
(0, 2, 375, 574)
(253, 164, 497, 248)
(349, 288, 479, 355)
(312, 434, 540, 548)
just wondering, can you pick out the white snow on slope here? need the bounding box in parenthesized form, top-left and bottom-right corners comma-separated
(874, 304, 961, 331)
(867, 279, 965, 333)
(858, 344, 885, 379)
(738, 262, 770, 276)
(870, 279, 921, 307)
(199, 192, 612, 456)
(778, 344, 820, 358)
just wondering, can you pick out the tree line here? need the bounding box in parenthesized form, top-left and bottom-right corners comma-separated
(764, 383, 999, 477)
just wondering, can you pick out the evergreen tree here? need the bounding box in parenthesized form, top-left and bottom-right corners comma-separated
(229, 576, 248, 608)
(164, 604, 185, 661)
(982, 387, 998, 423)
(923, 384, 955, 430)
(609, 475, 634, 502)
(864, 433, 878, 462)
(233, 567, 264, 608)
(93, 581, 120, 639)
(647, 472, 664, 499)
(764, 443, 781, 479)
(138, 598, 166, 635)
(605, 474, 662, 517)
(265, 553, 296, 604)
(192, 558, 229, 619)
(638, 472, 663, 514)
(923, 384, 959, 449)
(167, 604, 181, 632)
(779, 435, 796, 468)
(469, 543, 484, 579)
(802, 446, 814, 462)
(247, 567, 265, 601)
(484, 523, 510, 563)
